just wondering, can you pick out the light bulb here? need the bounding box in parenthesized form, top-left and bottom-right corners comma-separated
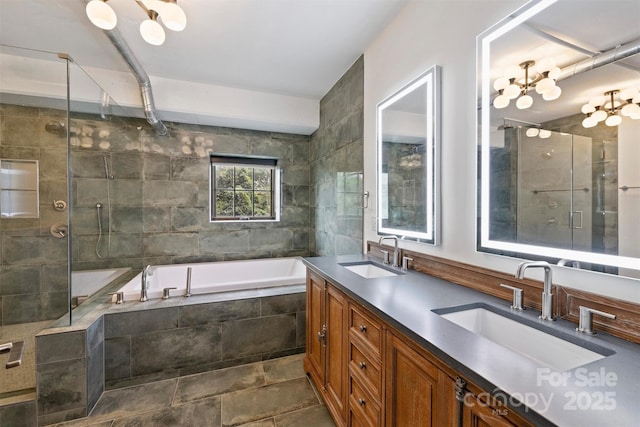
(140, 18, 166, 45)
(591, 109, 608, 122)
(581, 104, 595, 114)
(621, 103, 640, 117)
(618, 88, 637, 102)
(493, 77, 509, 91)
(536, 58, 556, 73)
(604, 100, 621, 110)
(158, 1, 187, 31)
(605, 114, 622, 127)
(542, 85, 562, 101)
(538, 129, 552, 139)
(516, 94, 533, 109)
(582, 116, 597, 128)
(525, 128, 539, 137)
(548, 67, 561, 80)
(503, 84, 521, 100)
(86, 0, 117, 30)
(493, 94, 509, 109)
(535, 77, 555, 94)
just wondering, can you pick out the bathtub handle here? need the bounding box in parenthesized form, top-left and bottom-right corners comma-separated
(109, 292, 125, 304)
(163, 287, 177, 300)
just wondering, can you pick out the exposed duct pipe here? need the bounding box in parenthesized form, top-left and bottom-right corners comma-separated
(557, 38, 640, 82)
(99, 25, 168, 135)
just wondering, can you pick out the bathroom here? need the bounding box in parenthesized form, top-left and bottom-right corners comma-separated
(1, 0, 640, 426)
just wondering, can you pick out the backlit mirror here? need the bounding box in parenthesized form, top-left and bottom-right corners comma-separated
(478, 0, 640, 278)
(377, 65, 441, 243)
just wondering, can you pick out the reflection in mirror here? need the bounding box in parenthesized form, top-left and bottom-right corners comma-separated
(478, 0, 640, 278)
(377, 65, 440, 243)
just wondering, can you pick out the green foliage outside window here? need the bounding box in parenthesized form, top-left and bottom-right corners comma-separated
(211, 160, 276, 220)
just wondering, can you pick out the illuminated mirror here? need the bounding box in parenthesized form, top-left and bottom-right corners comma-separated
(377, 65, 441, 243)
(478, 0, 640, 277)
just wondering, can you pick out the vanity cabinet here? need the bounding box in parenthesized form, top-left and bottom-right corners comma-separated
(348, 303, 384, 426)
(385, 331, 451, 426)
(304, 269, 348, 427)
(304, 267, 535, 427)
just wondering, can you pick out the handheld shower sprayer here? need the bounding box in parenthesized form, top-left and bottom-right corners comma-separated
(103, 156, 114, 180)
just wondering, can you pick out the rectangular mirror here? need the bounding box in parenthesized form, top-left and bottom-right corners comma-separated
(477, 0, 640, 277)
(377, 65, 441, 243)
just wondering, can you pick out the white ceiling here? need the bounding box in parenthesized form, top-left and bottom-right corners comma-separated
(0, 0, 408, 100)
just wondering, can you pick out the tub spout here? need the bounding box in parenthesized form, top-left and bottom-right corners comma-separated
(141, 265, 153, 302)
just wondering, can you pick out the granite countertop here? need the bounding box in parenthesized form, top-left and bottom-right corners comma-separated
(303, 254, 640, 427)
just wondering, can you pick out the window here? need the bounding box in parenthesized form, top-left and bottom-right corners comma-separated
(210, 155, 280, 222)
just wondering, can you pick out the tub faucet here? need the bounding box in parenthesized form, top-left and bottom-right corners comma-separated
(515, 261, 554, 321)
(379, 236, 399, 267)
(141, 265, 153, 302)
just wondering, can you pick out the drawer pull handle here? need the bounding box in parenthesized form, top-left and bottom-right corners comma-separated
(359, 398, 366, 406)
(359, 362, 366, 370)
(359, 325, 367, 333)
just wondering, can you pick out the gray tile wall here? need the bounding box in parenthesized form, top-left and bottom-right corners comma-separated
(0, 104, 70, 326)
(310, 55, 364, 256)
(104, 292, 306, 389)
(70, 116, 311, 272)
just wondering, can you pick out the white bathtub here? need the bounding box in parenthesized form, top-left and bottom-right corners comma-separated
(117, 257, 306, 301)
(72, 268, 131, 298)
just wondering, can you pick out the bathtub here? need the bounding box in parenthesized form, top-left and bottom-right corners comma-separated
(72, 268, 131, 299)
(117, 257, 306, 301)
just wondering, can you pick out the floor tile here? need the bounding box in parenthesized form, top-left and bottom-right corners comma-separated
(221, 378, 319, 427)
(88, 379, 177, 421)
(274, 404, 335, 427)
(173, 362, 265, 405)
(262, 354, 305, 384)
(111, 396, 221, 427)
(236, 420, 275, 427)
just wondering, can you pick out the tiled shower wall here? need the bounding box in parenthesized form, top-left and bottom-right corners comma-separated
(310, 55, 364, 256)
(70, 116, 312, 271)
(0, 104, 70, 326)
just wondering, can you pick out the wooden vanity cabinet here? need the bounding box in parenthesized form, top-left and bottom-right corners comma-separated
(305, 268, 535, 427)
(304, 270, 348, 427)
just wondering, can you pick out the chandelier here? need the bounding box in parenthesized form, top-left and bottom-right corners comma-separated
(581, 89, 640, 128)
(86, 0, 186, 46)
(493, 58, 562, 110)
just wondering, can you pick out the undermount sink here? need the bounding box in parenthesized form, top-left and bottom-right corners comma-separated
(339, 261, 399, 279)
(433, 303, 614, 371)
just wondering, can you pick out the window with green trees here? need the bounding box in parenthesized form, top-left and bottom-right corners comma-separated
(210, 155, 280, 221)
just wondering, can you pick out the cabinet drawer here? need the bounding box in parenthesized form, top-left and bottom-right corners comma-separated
(349, 375, 381, 426)
(349, 342, 382, 399)
(349, 304, 382, 356)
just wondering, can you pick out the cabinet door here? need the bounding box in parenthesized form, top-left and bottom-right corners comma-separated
(462, 397, 518, 427)
(386, 332, 441, 427)
(325, 284, 348, 425)
(305, 270, 325, 388)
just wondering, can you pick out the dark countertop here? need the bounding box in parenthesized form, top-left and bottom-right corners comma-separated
(303, 254, 640, 427)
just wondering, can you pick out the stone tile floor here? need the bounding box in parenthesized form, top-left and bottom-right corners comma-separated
(46, 353, 336, 427)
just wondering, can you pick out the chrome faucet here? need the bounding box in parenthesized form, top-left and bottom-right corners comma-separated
(141, 265, 153, 302)
(515, 261, 554, 321)
(379, 236, 399, 267)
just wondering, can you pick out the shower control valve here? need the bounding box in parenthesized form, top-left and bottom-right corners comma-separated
(53, 200, 67, 211)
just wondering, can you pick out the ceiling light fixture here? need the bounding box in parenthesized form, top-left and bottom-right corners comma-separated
(493, 58, 562, 110)
(85, 0, 186, 46)
(581, 89, 640, 128)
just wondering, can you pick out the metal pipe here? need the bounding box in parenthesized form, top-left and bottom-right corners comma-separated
(557, 38, 640, 82)
(89, 11, 168, 136)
